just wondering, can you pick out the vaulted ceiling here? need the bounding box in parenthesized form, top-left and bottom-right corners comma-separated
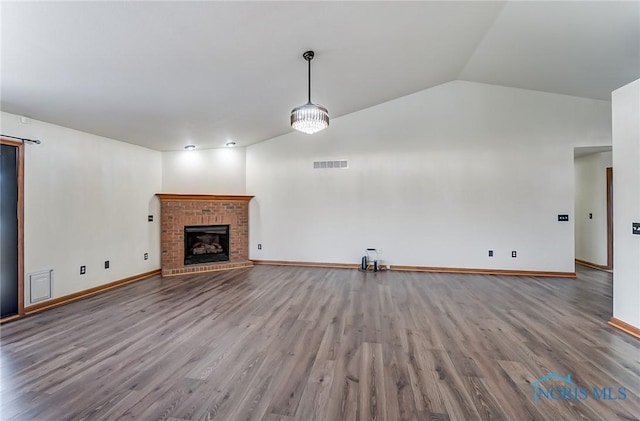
(2, 1, 638, 151)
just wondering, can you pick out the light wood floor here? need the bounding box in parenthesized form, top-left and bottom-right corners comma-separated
(1, 266, 638, 420)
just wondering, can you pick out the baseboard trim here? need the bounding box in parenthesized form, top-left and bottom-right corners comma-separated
(251, 260, 575, 278)
(23, 269, 161, 316)
(608, 317, 640, 339)
(575, 259, 612, 273)
(252, 260, 360, 269)
(390, 265, 576, 278)
(0, 314, 22, 324)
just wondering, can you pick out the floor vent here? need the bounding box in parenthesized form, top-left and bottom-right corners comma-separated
(313, 160, 348, 169)
(29, 270, 52, 303)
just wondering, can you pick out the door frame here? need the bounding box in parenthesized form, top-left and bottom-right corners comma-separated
(606, 167, 613, 270)
(1, 138, 24, 321)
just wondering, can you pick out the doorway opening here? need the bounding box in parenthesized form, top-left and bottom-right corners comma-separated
(574, 146, 613, 272)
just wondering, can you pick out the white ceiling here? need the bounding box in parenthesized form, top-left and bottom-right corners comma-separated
(2, 1, 638, 151)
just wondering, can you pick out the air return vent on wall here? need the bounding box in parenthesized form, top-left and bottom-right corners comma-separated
(29, 270, 52, 303)
(313, 160, 348, 169)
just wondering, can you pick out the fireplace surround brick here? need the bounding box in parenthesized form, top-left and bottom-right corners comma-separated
(157, 194, 253, 276)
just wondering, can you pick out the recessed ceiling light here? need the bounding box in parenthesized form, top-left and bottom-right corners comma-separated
(225, 141, 236, 147)
(184, 144, 196, 150)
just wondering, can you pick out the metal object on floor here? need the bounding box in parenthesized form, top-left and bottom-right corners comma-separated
(360, 248, 382, 272)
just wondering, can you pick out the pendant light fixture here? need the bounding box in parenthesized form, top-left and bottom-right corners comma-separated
(290, 51, 329, 134)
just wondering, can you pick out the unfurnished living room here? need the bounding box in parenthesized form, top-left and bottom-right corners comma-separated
(1, 1, 639, 420)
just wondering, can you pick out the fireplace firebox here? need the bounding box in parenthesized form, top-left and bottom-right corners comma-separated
(184, 225, 230, 266)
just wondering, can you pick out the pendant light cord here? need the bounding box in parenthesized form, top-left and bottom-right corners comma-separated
(307, 56, 312, 104)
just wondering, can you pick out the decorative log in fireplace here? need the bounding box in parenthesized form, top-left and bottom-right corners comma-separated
(184, 225, 229, 266)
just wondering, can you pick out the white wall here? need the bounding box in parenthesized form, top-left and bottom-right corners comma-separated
(612, 79, 640, 329)
(247, 81, 611, 272)
(574, 151, 612, 266)
(1, 112, 162, 304)
(161, 147, 246, 194)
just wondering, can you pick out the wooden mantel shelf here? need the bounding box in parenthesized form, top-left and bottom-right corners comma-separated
(156, 194, 254, 202)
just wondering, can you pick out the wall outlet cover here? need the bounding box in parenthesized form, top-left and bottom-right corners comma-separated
(558, 214, 569, 222)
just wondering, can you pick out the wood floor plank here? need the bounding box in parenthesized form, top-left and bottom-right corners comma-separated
(0, 265, 638, 420)
(293, 359, 335, 421)
(471, 351, 544, 420)
(358, 342, 386, 421)
(262, 414, 292, 421)
(406, 330, 448, 414)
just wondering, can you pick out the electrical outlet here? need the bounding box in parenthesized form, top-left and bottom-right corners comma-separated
(589, 213, 593, 219)
(258, 244, 262, 250)
(512, 251, 517, 258)
(104, 260, 110, 269)
(558, 214, 569, 222)
(80, 265, 86, 275)
(488, 250, 494, 257)
(633, 222, 640, 235)
(144, 253, 148, 260)
(148, 215, 153, 222)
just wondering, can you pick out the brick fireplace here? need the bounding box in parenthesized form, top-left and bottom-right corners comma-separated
(157, 194, 254, 276)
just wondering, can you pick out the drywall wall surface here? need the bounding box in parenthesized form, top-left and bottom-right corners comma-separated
(1, 111, 162, 304)
(247, 81, 611, 272)
(161, 147, 246, 194)
(612, 79, 640, 328)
